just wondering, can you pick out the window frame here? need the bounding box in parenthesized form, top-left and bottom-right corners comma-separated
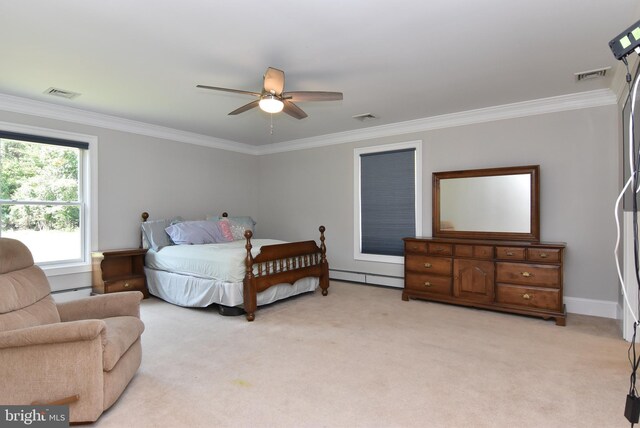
(0, 121, 98, 276)
(353, 140, 422, 264)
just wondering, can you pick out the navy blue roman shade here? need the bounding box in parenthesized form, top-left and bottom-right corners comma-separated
(360, 148, 416, 256)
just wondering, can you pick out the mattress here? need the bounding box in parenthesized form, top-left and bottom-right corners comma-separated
(144, 240, 319, 308)
(145, 239, 285, 283)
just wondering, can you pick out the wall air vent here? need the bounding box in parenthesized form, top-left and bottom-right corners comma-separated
(44, 87, 81, 99)
(574, 67, 611, 82)
(352, 113, 377, 121)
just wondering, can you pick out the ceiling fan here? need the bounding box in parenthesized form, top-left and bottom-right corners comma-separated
(197, 67, 343, 119)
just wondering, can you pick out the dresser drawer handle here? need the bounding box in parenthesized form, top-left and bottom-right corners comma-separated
(424, 263, 432, 268)
(522, 293, 532, 300)
(521, 272, 533, 278)
(124, 282, 130, 288)
(506, 251, 515, 256)
(539, 253, 548, 258)
(434, 247, 445, 252)
(424, 282, 432, 287)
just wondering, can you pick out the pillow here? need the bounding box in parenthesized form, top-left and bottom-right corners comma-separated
(216, 220, 235, 242)
(223, 219, 251, 241)
(206, 215, 256, 234)
(141, 219, 173, 251)
(165, 220, 226, 245)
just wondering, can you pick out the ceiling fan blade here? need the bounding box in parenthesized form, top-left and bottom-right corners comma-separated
(282, 100, 308, 119)
(197, 85, 261, 97)
(228, 99, 260, 115)
(283, 91, 343, 102)
(263, 67, 285, 96)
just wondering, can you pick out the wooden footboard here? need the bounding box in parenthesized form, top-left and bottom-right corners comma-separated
(243, 226, 329, 321)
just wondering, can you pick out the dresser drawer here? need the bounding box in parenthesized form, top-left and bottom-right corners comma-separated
(496, 247, 526, 260)
(495, 284, 561, 311)
(405, 273, 452, 295)
(405, 256, 452, 275)
(527, 248, 561, 263)
(496, 262, 560, 288)
(405, 241, 428, 254)
(428, 243, 452, 256)
(104, 277, 145, 293)
(454, 245, 493, 259)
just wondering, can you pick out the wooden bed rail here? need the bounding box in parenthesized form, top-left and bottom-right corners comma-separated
(243, 226, 329, 321)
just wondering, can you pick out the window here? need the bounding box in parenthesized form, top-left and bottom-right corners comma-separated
(0, 124, 96, 271)
(354, 141, 422, 263)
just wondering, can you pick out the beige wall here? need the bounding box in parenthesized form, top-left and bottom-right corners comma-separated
(0, 103, 621, 305)
(257, 105, 620, 303)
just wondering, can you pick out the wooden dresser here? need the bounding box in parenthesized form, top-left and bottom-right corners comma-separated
(91, 248, 148, 297)
(402, 237, 566, 325)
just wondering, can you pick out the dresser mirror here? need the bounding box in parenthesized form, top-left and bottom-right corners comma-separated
(432, 165, 540, 241)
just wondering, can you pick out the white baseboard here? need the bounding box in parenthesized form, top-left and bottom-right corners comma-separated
(330, 270, 404, 288)
(564, 296, 618, 319)
(330, 269, 618, 319)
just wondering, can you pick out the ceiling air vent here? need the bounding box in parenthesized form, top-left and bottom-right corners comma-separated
(574, 67, 611, 82)
(352, 113, 377, 121)
(44, 87, 81, 99)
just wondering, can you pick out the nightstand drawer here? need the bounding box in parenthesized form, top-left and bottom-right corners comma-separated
(405, 256, 452, 275)
(405, 273, 452, 295)
(104, 277, 146, 293)
(496, 283, 561, 311)
(496, 262, 560, 288)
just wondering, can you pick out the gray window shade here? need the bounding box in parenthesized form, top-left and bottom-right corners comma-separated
(360, 148, 416, 256)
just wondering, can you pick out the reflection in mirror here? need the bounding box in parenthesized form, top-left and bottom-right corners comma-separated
(440, 174, 531, 233)
(433, 165, 539, 241)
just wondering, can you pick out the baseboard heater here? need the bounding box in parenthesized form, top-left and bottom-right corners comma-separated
(50, 287, 92, 302)
(329, 269, 404, 288)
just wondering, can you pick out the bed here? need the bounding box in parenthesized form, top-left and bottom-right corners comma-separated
(140, 212, 329, 321)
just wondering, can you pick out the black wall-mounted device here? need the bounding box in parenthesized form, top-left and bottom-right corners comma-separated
(610, 19, 640, 60)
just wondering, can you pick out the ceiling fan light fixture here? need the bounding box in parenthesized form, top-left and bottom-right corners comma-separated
(259, 95, 284, 113)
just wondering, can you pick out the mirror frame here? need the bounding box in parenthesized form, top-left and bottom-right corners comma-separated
(432, 165, 540, 241)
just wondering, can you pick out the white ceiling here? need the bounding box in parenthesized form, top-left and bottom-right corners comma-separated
(1, 1, 638, 147)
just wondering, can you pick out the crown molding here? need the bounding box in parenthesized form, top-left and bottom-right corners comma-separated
(0, 93, 255, 155)
(256, 89, 617, 155)
(0, 89, 617, 157)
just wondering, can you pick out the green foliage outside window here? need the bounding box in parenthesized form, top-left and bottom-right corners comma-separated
(1, 139, 79, 231)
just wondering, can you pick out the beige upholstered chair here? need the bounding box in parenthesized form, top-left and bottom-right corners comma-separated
(0, 238, 145, 423)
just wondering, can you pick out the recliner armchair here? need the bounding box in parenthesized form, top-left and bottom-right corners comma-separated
(0, 238, 145, 423)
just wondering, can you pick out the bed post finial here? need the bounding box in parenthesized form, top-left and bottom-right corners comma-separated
(319, 226, 329, 296)
(243, 229, 256, 321)
(140, 212, 150, 249)
(319, 226, 326, 257)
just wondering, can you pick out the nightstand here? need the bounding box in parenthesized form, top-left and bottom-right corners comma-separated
(91, 248, 148, 298)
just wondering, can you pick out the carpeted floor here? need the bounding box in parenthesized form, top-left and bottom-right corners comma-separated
(94, 281, 629, 427)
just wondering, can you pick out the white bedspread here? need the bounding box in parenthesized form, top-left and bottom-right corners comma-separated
(145, 239, 285, 283)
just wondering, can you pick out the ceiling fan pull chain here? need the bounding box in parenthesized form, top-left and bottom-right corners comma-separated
(270, 114, 274, 135)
